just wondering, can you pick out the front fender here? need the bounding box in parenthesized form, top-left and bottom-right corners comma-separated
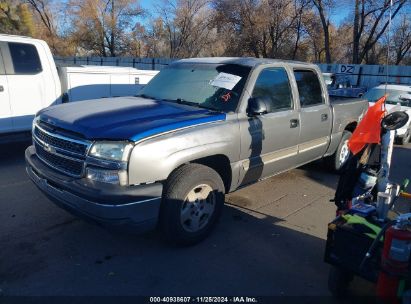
(128, 120, 239, 185)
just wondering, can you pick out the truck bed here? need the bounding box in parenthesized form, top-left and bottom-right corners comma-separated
(330, 96, 368, 135)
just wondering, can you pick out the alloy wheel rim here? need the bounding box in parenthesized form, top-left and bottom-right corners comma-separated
(339, 140, 350, 166)
(180, 184, 215, 233)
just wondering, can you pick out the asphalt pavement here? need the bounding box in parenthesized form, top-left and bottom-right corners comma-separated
(0, 140, 410, 299)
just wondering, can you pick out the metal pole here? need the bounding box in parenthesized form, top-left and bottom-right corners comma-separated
(378, 130, 395, 193)
(378, 0, 394, 194)
(385, 0, 393, 92)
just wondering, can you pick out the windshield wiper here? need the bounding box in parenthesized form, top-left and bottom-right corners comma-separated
(175, 98, 196, 106)
(196, 104, 224, 113)
(164, 98, 223, 113)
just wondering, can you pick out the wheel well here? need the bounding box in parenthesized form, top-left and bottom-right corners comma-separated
(191, 155, 232, 193)
(345, 122, 357, 133)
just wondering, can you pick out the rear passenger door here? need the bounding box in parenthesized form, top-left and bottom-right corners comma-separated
(0, 46, 12, 133)
(239, 67, 300, 185)
(2, 41, 45, 132)
(293, 69, 332, 164)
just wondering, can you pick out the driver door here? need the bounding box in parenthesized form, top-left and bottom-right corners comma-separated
(239, 66, 300, 185)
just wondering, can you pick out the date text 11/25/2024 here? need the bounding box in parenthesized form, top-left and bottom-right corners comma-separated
(149, 297, 258, 303)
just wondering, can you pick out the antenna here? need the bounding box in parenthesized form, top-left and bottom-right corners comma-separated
(385, 0, 393, 95)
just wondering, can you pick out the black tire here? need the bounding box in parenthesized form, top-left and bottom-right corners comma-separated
(328, 266, 353, 298)
(160, 163, 225, 245)
(399, 129, 411, 145)
(326, 130, 352, 172)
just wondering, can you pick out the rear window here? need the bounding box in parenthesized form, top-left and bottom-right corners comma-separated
(8, 42, 42, 75)
(294, 70, 324, 107)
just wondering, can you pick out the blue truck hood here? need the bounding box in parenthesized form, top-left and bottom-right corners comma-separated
(38, 97, 226, 141)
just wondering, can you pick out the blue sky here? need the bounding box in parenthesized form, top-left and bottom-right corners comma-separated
(140, 0, 156, 14)
(139, 0, 352, 25)
(138, 0, 409, 27)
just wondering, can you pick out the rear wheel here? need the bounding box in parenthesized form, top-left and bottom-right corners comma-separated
(326, 131, 352, 172)
(160, 164, 225, 245)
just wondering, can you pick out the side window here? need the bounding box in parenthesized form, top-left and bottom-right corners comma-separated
(8, 42, 42, 75)
(294, 70, 324, 107)
(252, 68, 293, 112)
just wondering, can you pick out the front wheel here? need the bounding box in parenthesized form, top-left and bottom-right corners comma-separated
(326, 131, 352, 172)
(160, 164, 225, 245)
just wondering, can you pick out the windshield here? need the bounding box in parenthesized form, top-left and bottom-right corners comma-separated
(138, 63, 251, 112)
(364, 88, 411, 107)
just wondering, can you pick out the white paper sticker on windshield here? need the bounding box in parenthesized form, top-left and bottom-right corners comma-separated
(210, 73, 242, 90)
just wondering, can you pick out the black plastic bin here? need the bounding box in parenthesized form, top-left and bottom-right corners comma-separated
(324, 216, 383, 283)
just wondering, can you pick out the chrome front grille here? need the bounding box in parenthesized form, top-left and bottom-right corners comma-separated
(34, 126, 88, 156)
(33, 123, 91, 177)
(34, 142, 84, 176)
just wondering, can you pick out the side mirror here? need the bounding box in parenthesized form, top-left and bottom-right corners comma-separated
(382, 111, 409, 131)
(248, 97, 271, 116)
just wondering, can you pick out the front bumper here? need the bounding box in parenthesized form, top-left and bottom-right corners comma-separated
(25, 145, 163, 232)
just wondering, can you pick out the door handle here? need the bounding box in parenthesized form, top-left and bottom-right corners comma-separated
(321, 113, 328, 121)
(0, 85, 3, 92)
(290, 119, 299, 128)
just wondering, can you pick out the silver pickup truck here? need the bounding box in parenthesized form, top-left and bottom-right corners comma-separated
(25, 58, 368, 244)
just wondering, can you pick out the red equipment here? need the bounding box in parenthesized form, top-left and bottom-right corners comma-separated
(377, 218, 411, 303)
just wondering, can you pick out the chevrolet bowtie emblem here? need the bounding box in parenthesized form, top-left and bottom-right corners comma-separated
(44, 143, 56, 154)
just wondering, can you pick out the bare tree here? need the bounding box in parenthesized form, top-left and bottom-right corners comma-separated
(25, 0, 55, 36)
(22, 0, 72, 55)
(69, 0, 143, 57)
(311, 0, 333, 63)
(264, 0, 310, 58)
(292, 0, 312, 60)
(152, 0, 213, 58)
(212, 0, 311, 59)
(391, 15, 411, 65)
(352, 0, 407, 64)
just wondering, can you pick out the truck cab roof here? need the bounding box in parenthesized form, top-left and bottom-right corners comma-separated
(0, 34, 47, 44)
(175, 57, 316, 68)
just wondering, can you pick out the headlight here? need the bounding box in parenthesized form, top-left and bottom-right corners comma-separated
(89, 142, 133, 161)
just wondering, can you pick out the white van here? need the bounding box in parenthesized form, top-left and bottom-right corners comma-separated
(0, 34, 158, 141)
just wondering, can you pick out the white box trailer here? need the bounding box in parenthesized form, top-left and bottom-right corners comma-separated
(59, 66, 158, 102)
